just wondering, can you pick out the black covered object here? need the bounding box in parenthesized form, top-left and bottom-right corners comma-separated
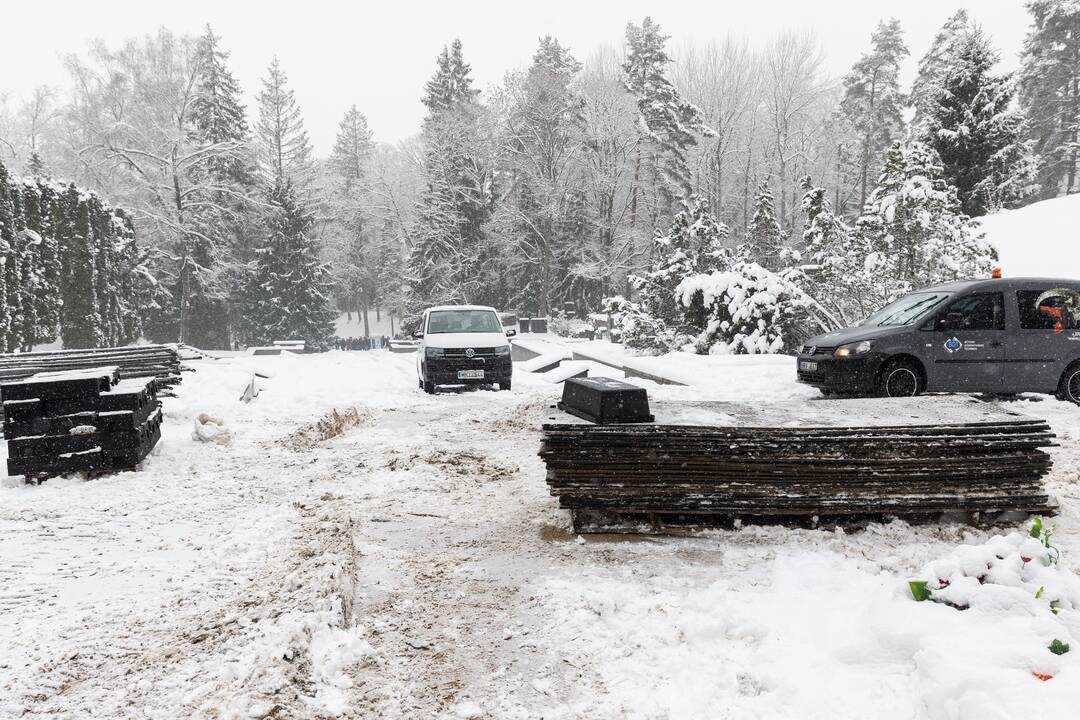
(557, 377, 654, 424)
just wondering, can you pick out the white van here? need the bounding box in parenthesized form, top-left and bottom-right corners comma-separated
(415, 305, 516, 394)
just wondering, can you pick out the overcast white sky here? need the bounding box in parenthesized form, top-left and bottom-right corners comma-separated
(1, 0, 1031, 153)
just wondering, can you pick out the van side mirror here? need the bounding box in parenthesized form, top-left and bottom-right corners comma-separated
(505, 328, 517, 337)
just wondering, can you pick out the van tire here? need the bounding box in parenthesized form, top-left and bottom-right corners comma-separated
(423, 379, 436, 395)
(876, 358, 924, 398)
(500, 380, 512, 391)
(1057, 362, 1080, 404)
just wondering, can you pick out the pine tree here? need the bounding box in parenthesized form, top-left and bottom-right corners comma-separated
(618, 197, 730, 352)
(422, 39, 480, 113)
(1018, 0, 1080, 197)
(328, 105, 376, 334)
(839, 18, 909, 210)
(330, 106, 374, 188)
(246, 180, 335, 348)
(408, 39, 490, 312)
(910, 10, 971, 127)
(623, 17, 712, 214)
(487, 36, 584, 316)
(856, 142, 992, 305)
(742, 179, 784, 271)
(799, 176, 875, 325)
(919, 26, 1037, 216)
(191, 26, 251, 185)
(256, 58, 314, 191)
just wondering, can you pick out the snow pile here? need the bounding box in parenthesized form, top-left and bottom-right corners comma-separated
(540, 521, 1080, 719)
(908, 521, 1080, 687)
(978, 193, 1080, 278)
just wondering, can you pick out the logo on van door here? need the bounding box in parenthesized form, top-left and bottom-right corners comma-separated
(944, 337, 963, 353)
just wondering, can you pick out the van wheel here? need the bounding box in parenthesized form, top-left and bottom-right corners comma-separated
(423, 379, 436, 395)
(877, 359, 923, 398)
(1057, 363, 1080, 404)
(500, 380, 512, 391)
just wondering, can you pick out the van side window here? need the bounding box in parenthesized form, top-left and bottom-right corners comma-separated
(935, 293, 1005, 331)
(1018, 289, 1080, 331)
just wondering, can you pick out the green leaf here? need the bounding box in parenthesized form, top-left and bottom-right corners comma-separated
(909, 580, 932, 602)
(1030, 517, 1044, 539)
(1036, 586, 1045, 599)
(1050, 599, 1061, 615)
(1049, 639, 1070, 656)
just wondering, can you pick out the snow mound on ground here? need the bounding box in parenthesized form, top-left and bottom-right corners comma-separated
(905, 526, 1080, 714)
(979, 195, 1080, 278)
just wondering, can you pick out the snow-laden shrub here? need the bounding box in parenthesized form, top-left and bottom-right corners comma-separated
(676, 261, 814, 355)
(602, 295, 676, 354)
(549, 313, 595, 339)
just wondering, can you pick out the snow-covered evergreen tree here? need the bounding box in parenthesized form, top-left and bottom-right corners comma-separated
(191, 26, 252, 186)
(256, 58, 314, 191)
(614, 197, 730, 353)
(485, 36, 583, 316)
(330, 106, 373, 188)
(1018, 0, 1080, 198)
(623, 17, 713, 215)
(855, 142, 994, 307)
(918, 26, 1037, 216)
(910, 10, 971, 128)
(185, 26, 254, 349)
(407, 39, 491, 314)
(327, 105, 379, 335)
(246, 180, 335, 348)
(839, 19, 909, 210)
(59, 185, 105, 349)
(0, 161, 15, 350)
(742, 179, 784, 271)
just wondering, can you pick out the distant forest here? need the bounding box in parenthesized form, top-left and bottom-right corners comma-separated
(0, 2, 1077, 352)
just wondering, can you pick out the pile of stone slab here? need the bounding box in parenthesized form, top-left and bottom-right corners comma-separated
(0, 345, 182, 394)
(540, 382, 1057, 533)
(3, 367, 162, 481)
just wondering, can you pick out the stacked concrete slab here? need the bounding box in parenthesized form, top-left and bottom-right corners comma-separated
(540, 395, 1058, 533)
(3, 367, 162, 481)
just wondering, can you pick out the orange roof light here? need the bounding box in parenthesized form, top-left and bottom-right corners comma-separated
(991, 267, 1002, 279)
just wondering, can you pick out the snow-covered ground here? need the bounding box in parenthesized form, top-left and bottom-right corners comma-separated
(2, 349, 1080, 718)
(980, 194, 1080, 278)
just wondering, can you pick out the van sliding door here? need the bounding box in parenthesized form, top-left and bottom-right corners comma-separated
(926, 292, 1007, 392)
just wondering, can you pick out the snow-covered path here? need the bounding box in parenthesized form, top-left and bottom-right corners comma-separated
(2, 350, 1080, 718)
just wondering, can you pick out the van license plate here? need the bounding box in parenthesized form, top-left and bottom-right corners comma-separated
(799, 361, 818, 372)
(458, 369, 484, 380)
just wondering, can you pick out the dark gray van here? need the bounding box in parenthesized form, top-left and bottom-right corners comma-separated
(796, 278, 1080, 403)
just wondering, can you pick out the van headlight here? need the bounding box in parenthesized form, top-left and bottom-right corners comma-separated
(425, 347, 444, 359)
(494, 345, 510, 356)
(834, 340, 873, 358)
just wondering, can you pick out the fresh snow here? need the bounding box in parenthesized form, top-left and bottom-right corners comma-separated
(1, 349, 1078, 718)
(979, 194, 1080, 278)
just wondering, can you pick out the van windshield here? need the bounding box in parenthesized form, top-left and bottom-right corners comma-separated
(427, 309, 502, 334)
(861, 292, 952, 327)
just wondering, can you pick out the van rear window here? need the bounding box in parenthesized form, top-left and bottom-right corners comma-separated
(1018, 289, 1080, 331)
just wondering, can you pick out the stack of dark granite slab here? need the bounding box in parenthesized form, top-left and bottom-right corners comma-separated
(0, 345, 183, 396)
(3, 367, 162, 481)
(540, 390, 1058, 533)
